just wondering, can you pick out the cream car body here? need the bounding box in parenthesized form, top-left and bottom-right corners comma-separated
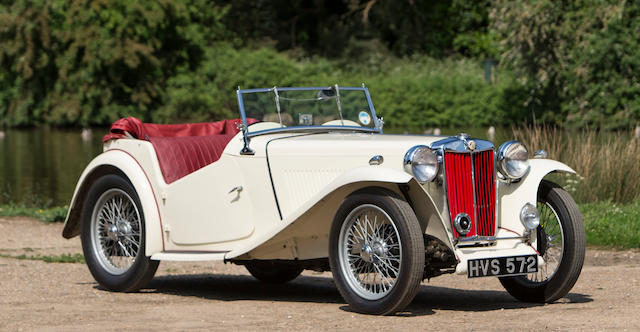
(63, 120, 573, 271)
(63, 86, 584, 315)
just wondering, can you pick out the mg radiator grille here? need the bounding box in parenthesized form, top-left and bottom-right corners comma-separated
(444, 150, 496, 238)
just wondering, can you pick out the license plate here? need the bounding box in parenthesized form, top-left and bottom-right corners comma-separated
(467, 255, 538, 278)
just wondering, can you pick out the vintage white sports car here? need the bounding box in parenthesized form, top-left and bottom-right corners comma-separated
(62, 85, 585, 315)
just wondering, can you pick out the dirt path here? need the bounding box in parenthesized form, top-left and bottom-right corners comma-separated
(1, 217, 639, 331)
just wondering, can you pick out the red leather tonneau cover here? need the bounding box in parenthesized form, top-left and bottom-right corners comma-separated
(103, 117, 257, 184)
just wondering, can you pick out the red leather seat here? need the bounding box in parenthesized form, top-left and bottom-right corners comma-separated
(103, 117, 257, 184)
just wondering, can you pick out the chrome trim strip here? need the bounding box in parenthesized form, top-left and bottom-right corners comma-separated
(239, 86, 371, 93)
(237, 88, 248, 127)
(430, 136, 494, 152)
(437, 146, 457, 246)
(362, 87, 380, 132)
(334, 84, 344, 125)
(456, 235, 527, 242)
(273, 86, 283, 125)
(247, 126, 379, 138)
(494, 150, 500, 237)
(470, 151, 479, 236)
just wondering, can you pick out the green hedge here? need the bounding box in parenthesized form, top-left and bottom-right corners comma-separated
(0, 0, 526, 129)
(10, 0, 639, 129)
(492, 0, 640, 129)
(158, 47, 528, 128)
(0, 0, 228, 127)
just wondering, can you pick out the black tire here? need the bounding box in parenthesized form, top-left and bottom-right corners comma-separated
(499, 180, 585, 303)
(329, 187, 425, 315)
(245, 261, 303, 283)
(81, 174, 159, 292)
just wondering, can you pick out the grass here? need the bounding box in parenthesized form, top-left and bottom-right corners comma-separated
(0, 253, 85, 263)
(0, 205, 68, 222)
(581, 201, 640, 249)
(513, 126, 640, 204)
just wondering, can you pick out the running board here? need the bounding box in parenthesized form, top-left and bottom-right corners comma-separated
(150, 251, 228, 261)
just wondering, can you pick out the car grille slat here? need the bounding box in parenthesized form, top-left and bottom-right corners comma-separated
(444, 150, 496, 238)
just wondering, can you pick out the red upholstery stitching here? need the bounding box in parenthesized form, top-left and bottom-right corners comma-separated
(103, 117, 257, 184)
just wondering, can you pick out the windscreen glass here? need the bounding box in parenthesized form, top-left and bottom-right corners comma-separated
(240, 87, 376, 133)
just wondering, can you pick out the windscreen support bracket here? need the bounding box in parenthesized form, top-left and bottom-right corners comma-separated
(237, 122, 255, 155)
(334, 84, 344, 125)
(273, 86, 284, 127)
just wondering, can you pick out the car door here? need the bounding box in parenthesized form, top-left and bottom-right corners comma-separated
(162, 156, 254, 246)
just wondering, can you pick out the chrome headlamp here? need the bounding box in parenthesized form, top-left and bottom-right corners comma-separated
(497, 141, 530, 180)
(520, 203, 540, 230)
(404, 145, 439, 183)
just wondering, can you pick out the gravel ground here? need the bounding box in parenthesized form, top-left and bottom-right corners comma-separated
(1, 217, 639, 331)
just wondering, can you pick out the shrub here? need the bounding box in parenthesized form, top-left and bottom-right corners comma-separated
(354, 57, 527, 129)
(159, 49, 527, 128)
(157, 45, 333, 123)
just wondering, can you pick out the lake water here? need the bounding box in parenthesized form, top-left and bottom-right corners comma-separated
(0, 127, 104, 206)
(0, 126, 511, 207)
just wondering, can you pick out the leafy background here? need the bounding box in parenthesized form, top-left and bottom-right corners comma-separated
(1, 0, 638, 129)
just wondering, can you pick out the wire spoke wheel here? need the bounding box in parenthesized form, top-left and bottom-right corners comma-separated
(339, 204, 402, 300)
(499, 180, 585, 303)
(330, 188, 424, 315)
(82, 174, 158, 292)
(526, 202, 564, 283)
(90, 188, 142, 275)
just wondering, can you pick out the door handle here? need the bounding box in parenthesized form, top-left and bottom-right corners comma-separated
(228, 186, 243, 194)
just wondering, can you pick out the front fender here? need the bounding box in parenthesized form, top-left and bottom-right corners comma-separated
(499, 159, 576, 232)
(226, 166, 412, 259)
(284, 166, 413, 221)
(61, 149, 164, 256)
(227, 166, 449, 259)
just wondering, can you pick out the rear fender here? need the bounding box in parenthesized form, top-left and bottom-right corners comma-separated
(62, 149, 164, 256)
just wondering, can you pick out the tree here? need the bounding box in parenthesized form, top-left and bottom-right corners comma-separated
(0, 0, 227, 126)
(491, 0, 639, 128)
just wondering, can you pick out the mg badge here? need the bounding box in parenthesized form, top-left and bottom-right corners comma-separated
(467, 140, 476, 151)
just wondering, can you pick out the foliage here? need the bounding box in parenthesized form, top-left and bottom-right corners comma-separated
(157, 46, 526, 127)
(219, 0, 497, 58)
(354, 56, 526, 129)
(156, 45, 333, 123)
(491, 0, 640, 129)
(581, 201, 640, 248)
(0, 0, 638, 129)
(513, 126, 640, 204)
(0, 204, 68, 222)
(0, 0, 227, 127)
